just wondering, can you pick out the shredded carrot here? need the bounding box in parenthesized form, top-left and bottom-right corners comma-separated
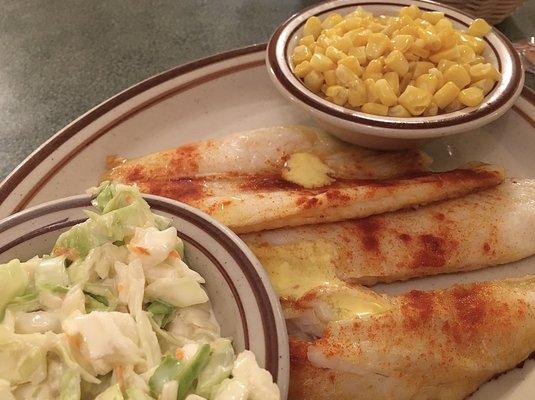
(67, 334, 81, 350)
(128, 245, 150, 255)
(52, 247, 79, 261)
(117, 283, 125, 293)
(168, 249, 180, 259)
(175, 348, 185, 360)
(115, 365, 125, 391)
(125, 194, 134, 204)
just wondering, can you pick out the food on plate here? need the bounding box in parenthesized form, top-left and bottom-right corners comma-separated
(243, 179, 535, 290)
(105, 125, 431, 182)
(0, 182, 279, 400)
(287, 276, 535, 400)
(291, 6, 499, 116)
(104, 126, 505, 233)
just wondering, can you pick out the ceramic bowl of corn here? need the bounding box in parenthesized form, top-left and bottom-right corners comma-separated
(267, 0, 524, 149)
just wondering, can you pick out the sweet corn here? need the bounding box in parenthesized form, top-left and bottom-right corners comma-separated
(348, 46, 367, 65)
(292, 9, 497, 117)
(324, 70, 337, 86)
(399, 4, 421, 19)
(468, 18, 491, 37)
(423, 101, 439, 116)
(292, 45, 312, 63)
(348, 80, 367, 106)
(398, 85, 432, 115)
(365, 79, 380, 103)
(443, 64, 471, 89)
(429, 45, 461, 63)
(366, 33, 390, 59)
(471, 78, 495, 95)
(294, 61, 312, 78)
(421, 11, 444, 24)
(299, 35, 316, 47)
(325, 46, 347, 62)
(413, 61, 434, 78)
(361, 102, 389, 116)
(322, 13, 344, 29)
(391, 34, 414, 52)
(416, 73, 439, 94)
(326, 85, 349, 105)
(469, 63, 501, 81)
(310, 53, 336, 71)
(385, 50, 409, 75)
(457, 45, 476, 64)
(375, 78, 398, 106)
(444, 98, 463, 112)
(384, 71, 400, 95)
(304, 70, 324, 92)
(433, 81, 460, 109)
(304, 17, 322, 39)
(458, 86, 484, 107)
(388, 104, 411, 117)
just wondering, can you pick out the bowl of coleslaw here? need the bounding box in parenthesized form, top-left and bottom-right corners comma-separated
(0, 182, 289, 400)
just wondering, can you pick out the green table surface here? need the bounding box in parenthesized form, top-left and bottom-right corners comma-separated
(1, 0, 533, 180)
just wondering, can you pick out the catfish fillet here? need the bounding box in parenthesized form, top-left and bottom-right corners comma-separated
(243, 180, 535, 287)
(104, 125, 431, 181)
(288, 277, 535, 400)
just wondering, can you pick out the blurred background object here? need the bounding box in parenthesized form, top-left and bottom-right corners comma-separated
(439, 0, 525, 24)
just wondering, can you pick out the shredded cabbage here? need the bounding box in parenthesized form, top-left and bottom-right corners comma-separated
(0, 182, 279, 399)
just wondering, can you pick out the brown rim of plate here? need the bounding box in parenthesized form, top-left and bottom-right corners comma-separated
(266, 0, 523, 129)
(0, 195, 281, 381)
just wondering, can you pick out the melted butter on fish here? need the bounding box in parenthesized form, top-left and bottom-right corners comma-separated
(282, 153, 334, 189)
(250, 239, 341, 299)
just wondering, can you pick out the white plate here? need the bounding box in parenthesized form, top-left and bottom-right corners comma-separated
(0, 43, 534, 399)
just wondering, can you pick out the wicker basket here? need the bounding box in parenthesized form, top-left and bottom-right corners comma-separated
(438, 0, 525, 24)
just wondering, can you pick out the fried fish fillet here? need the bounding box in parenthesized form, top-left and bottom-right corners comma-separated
(105, 125, 431, 181)
(243, 180, 535, 290)
(288, 276, 535, 400)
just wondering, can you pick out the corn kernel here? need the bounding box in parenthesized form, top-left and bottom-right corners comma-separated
(443, 64, 471, 89)
(365, 78, 379, 103)
(459, 33, 486, 54)
(421, 11, 444, 24)
(404, 51, 420, 62)
(413, 61, 434, 78)
(316, 34, 332, 49)
(399, 72, 412, 93)
(471, 78, 495, 95)
(326, 85, 349, 105)
(437, 58, 457, 72)
(310, 53, 336, 71)
(457, 45, 476, 64)
(304, 70, 324, 92)
(433, 81, 461, 109)
(369, 22, 386, 33)
(468, 18, 491, 37)
(429, 45, 461, 63)
(469, 63, 500, 81)
(344, 16, 364, 30)
(399, 4, 421, 19)
(398, 85, 432, 115)
(366, 33, 390, 59)
(304, 17, 323, 39)
(391, 34, 414, 52)
(458, 86, 484, 107)
(314, 45, 325, 55)
(375, 78, 398, 106)
(325, 46, 347, 62)
(348, 46, 367, 65)
(339, 55, 361, 73)
(361, 102, 389, 116)
(346, 29, 371, 46)
(437, 29, 459, 50)
(416, 73, 439, 94)
(348, 80, 367, 106)
(299, 35, 316, 47)
(333, 36, 353, 53)
(334, 64, 358, 86)
(435, 18, 453, 32)
(324, 70, 337, 86)
(384, 71, 400, 95)
(410, 44, 431, 59)
(419, 29, 441, 52)
(444, 98, 463, 112)
(429, 67, 444, 87)
(292, 45, 312, 64)
(388, 104, 412, 117)
(423, 101, 439, 116)
(385, 50, 409, 75)
(322, 13, 344, 29)
(294, 60, 312, 78)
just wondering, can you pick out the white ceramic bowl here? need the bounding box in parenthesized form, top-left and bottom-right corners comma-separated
(266, 0, 524, 150)
(0, 194, 290, 399)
